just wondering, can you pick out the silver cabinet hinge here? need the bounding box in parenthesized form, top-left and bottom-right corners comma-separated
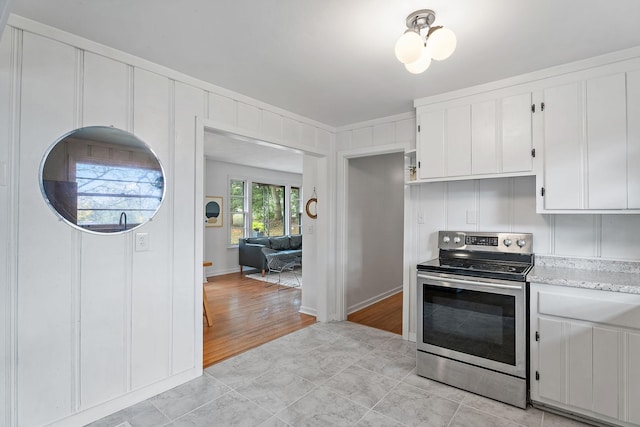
(541, 102, 545, 111)
(418, 125, 421, 132)
(536, 371, 540, 381)
(531, 104, 535, 113)
(541, 187, 545, 197)
(535, 331, 540, 341)
(531, 148, 536, 158)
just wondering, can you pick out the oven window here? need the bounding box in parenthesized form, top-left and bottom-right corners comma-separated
(423, 284, 516, 365)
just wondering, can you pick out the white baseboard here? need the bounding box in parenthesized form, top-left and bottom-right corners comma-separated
(49, 367, 201, 427)
(347, 286, 402, 315)
(299, 306, 317, 317)
(206, 266, 241, 277)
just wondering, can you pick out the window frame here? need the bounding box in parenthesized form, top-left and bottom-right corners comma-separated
(227, 175, 302, 247)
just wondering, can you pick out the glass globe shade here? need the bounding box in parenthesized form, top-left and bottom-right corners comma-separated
(428, 27, 457, 60)
(394, 30, 424, 64)
(405, 47, 432, 74)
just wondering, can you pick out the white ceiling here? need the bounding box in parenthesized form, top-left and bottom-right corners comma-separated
(9, 0, 640, 128)
(204, 131, 303, 174)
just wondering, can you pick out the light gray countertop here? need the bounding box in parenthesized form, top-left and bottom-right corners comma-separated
(528, 255, 640, 295)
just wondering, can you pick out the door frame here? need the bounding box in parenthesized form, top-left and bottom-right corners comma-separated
(336, 142, 411, 339)
(194, 117, 331, 331)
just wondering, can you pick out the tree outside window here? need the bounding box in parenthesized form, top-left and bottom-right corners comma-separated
(290, 186, 301, 235)
(229, 179, 245, 245)
(252, 182, 285, 237)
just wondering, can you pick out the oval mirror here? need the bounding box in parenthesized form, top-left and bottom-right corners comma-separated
(40, 126, 166, 233)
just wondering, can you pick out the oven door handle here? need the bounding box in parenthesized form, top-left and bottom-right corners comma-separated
(418, 274, 524, 291)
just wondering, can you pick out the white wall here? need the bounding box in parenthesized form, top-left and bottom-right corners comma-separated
(346, 153, 404, 313)
(1, 16, 333, 427)
(204, 159, 302, 276)
(416, 176, 640, 262)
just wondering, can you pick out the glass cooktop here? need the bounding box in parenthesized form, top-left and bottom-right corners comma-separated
(417, 250, 534, 282)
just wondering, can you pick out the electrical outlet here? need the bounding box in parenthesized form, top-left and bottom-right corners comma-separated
(466, 210, 477, 224)
(135, 232, 150, 251)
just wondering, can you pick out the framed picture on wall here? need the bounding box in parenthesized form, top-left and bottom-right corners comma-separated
(205, 196, 223, 227)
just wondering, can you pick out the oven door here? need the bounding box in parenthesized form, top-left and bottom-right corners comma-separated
(417, 272, 526, 378)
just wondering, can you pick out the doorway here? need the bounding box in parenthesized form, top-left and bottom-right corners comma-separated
(336, 144, 410, 338)
(197, 121, 328, 366)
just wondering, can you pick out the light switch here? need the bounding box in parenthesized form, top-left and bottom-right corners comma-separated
(135, 232, 150, 251)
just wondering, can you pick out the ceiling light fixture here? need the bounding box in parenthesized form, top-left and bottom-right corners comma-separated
(395, 9, 457, 74)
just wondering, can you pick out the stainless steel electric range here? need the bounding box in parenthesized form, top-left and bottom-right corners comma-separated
(416, 230, 534, 409)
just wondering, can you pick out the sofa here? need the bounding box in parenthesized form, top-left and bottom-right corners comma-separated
(238, 235, 302, 276)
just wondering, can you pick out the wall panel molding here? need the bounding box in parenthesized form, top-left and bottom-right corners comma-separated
(7, 14, 335, 134)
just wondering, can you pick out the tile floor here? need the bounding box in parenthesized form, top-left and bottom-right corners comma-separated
(91, 321, 593, 427)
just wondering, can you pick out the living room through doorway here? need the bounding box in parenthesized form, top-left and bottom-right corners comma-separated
(202, 127, 320, 366)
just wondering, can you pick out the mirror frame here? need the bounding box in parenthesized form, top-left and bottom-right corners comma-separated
(39, 126, 167, 235)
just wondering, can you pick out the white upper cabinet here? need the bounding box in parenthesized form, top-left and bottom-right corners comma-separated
(417, 109, 445, 179)
(502, 92, 533, 173)
(540, 82, 583, 209)
(537, 60, 640, 212)
(413, 50, 640, 212)
(416, 89, 533, 181)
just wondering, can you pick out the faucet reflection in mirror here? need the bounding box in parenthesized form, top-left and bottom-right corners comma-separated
(40, 126, 166, 234)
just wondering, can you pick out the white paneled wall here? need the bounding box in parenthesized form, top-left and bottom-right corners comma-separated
(1, 16, 333, 426)
(336, 112, 416, 151)
(0, 26, 11, 427)
(416, 176, 640, 262)
(18, 31, 76, 426)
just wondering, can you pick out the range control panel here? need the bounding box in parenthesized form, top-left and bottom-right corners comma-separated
(438, 231, 533, 254)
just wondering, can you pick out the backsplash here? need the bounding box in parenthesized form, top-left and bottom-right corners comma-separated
(415, 175, 640, 262)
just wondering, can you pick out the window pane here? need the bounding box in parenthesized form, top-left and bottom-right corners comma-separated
(251, 182, 284, 237)
(229, 179, 245, 245)
(76, 163, 163, 227)
(290, 186, 301, 235)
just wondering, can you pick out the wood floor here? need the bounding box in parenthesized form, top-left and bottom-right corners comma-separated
(348, 291, 403, 335)
(203, 272, 316, 367)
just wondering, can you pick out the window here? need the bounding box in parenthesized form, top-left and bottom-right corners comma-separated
(252, 182, 285, 237)
(290, 186, 301, 235)
(76, 162, 163, 228)
(228, 178, 301, 245)
(229, 179, 246, 245)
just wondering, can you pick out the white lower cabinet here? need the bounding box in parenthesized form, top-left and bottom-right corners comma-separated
(530, 283, 640, 426)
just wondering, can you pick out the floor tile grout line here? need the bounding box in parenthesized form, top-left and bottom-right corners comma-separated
(456, 401, 533, 427)
(156, 385, 235, 423)
(445, 402, 463, 427)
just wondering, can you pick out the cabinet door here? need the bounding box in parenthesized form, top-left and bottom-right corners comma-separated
(538, 317, 564, 403)
(567, 323, 592, 410)
(592, 327, 619, 419)
(471, 100, 497, 175)
(417, 109, 445, 179)
(502, 92, 533, 173)
(447, 105, 471, 176)
(586, 73, 627, 209)
(629, 332, 640, 424)
(543, 82, 583, 209)
(628, 70, 640, 209)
